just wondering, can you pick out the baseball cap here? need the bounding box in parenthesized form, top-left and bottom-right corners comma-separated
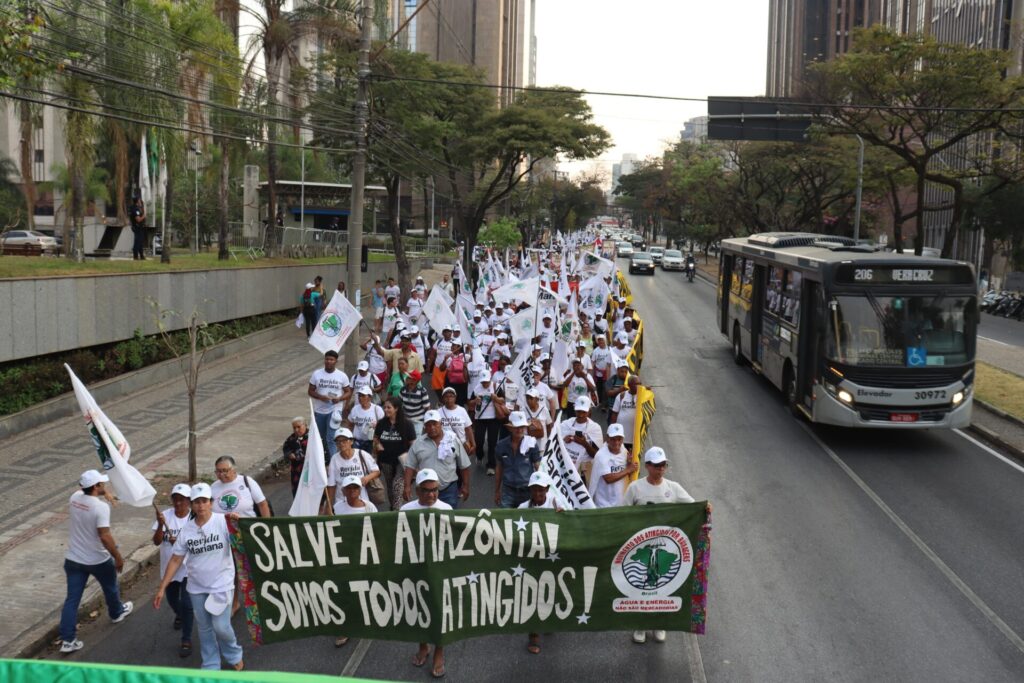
(576, 340, 587, 348)
(79, 470, 110, 488)
(357, 360, 369, 371)
(415, 468, 440, 485)
(532, 344, 543, 351)
(532, 364, 545, 374)
(441, 386, 457, 396)
(442, 324, 453, 332)
(615, 332, 628, 344)
(329, 412, 343, 431)
(526, 387, 542, 398)
(644, 447, 668, 464)
(356, 385, 373, 396)
(408, 370, 422, 381)
(190, 482, 213, 500)
(333, 427, 354, 440)
(607, 423, 625, 438)
(473, 311, 482, 318)
(305, 282, 314, 288)
(528, 471, 551, 488)
(497, 333, 508, 340)
(171, 483, 192, 498)
(409, 325, 420, 335)
(507, 411, 528, 428)
(395, 321, 406, 331)
(423, 409, 442, 424)
(480, 374, 492, 383)
(341, 474, 362, 488)
(542, 312, 553, 319)
(574, 396, 592, 412)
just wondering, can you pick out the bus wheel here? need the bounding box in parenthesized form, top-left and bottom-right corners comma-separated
(783, 365, 801, 418)
(732, 327, 745, 366)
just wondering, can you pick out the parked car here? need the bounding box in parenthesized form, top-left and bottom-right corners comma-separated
(152, 234, 162, 256)
(1, 230, 59, 252)
(661, 249, 684, 271)
(629, 252, 655, 275)
(617, 241, 634, 257)
(649, 246, 665, 264)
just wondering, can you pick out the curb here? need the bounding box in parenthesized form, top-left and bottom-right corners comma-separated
(975, 398, 1024, 430)
(5, 451, 285, 660)
(966, 421, 1024, 461)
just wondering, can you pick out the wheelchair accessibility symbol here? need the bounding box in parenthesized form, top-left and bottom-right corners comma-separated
(907, 346, 927, 367)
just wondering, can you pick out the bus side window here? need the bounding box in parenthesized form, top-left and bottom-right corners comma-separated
(741, 259, 755, 301)
(731, 257, 744, 296)
(782, 270, 802, 326)
(765, 266, 783, 317)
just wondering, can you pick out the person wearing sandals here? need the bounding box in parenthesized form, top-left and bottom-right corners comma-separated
(153, 483, 244, 671)
(151, 483, 195, 658)
(400, 469, 451, 677)
(330, 475, 377, 648)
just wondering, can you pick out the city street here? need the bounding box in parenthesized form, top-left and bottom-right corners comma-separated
(44, 265, 1024, 682)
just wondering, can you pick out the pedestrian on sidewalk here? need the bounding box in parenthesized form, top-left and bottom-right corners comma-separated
(151, 483, 195, 658)
(282, 417, 310, 498)
(153, 483, 244, 672)
(300, 282, 316, 339)
(59, 470, 134, 654)
(312, 276, 326, 324)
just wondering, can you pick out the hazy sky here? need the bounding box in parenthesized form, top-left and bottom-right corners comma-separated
(534, 0, 769, 182)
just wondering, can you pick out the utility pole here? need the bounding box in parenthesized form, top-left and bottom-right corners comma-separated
(345, 0, 373, 374)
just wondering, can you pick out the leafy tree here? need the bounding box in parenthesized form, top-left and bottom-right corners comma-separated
(477, 216, 521, 250)
(808, 26, 1024, 255)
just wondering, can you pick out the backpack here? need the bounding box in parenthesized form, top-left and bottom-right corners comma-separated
(301, 288, 313, 307)
(447, 354, 467, 384)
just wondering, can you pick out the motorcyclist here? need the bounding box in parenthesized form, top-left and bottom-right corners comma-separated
(685, 253, 696, 281)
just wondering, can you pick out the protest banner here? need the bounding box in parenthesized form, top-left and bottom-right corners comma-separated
(422, 286, 458, 336)
(308, 291, 363, 355)
(616, 271, 633, 306)
(0, 660, 368, 683)
(66, 365, 156, 507)
(232, 503, 711, 646)
(629, 386, 656, 482)
(540, 412, 595, 511)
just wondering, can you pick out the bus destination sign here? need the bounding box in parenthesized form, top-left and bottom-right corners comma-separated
(835, 264, 972, 285)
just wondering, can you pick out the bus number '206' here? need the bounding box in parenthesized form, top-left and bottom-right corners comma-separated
(914, 390, 947, 400)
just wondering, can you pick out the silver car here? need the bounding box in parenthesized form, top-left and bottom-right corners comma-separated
(661, 249, 684, 270)
(1, 230, 59, 252)
(617, 241, 634, 257)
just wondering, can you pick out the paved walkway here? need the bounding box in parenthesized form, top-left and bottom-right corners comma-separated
(0, 266, 451, 658)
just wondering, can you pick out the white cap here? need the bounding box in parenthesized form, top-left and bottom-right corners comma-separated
(473, 311, 482, 318)
(441, 386, 457, 396)
(333, 427, 354, 440)
(497, 333, 508, 340)
(79, 469, 110, 488)
(356, 385, 373, 396)
(329, 412, 344, 431)
(357, 360, 369, 371)
(539, 353, 551, 362)
(415, 468, 440, 485)
(442, 324, 453, 332)
(341, 474, 362, 488)
(615, 332, 628, 344)
(395, 321, 406, 331)
(614, 357, 629, 369)
(305, 282, 314, 288)
(409, 325, 420, 335)
(607, 423, 625, 438)
(644, 447, 668, 464)
(526, 387, 542, 398)
(531, 364, 544, 374)
(542, 312, 553, 319)
(576, 340, 587, 348)
(423, 409, 442, 424)
(532, 344, 543, 351)
(528, 471, 551, 488)
(190, 482, 213, 500)
(480, 374, 492, 383)
(507, 411, 528, 428)
(574, 396, 592, 412)
(171, 483, 192, 498)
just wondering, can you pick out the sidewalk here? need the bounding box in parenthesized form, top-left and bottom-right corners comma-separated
(0, 267, 448, 658)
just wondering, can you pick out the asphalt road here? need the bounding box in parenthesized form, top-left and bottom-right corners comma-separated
(977, 309, 1024, 348)
(46, 264, 1024, 681)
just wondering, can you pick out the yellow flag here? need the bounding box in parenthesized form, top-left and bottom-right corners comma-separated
(629, 385, 656, 481)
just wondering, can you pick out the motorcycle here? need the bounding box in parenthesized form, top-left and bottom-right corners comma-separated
(685, 260, 696, 282)
(980, 290, 1004, 313)
(1004, 293, 1024, 319)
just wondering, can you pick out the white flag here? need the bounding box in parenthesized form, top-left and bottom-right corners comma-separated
(431, 283, 454, 308)
(580, 251, 615, 279)
(289, 401, 329, 517)
(491, 277, 540, 308)
(540, 411, 595, 510)
(508, 307, 537, 345)
(422, 285, 457, 336)
(309, 290, 363, 354)
(456, 299, 475, 343)
(65, 365, 156, 507)
(139, 132, 153, 207)
(508, 350, 536, 394)
(457, 262, 474, 298)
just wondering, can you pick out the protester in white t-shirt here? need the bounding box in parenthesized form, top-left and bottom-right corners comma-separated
(516, 469, 559, 655)
(59, 470, 133, 653)
(308, 351, 352, 457)
(621, 447, 697, 646)
(342, 387, 385, 451)
(326, 429, 380, 507)
(439, 388, 475, 452)
(351, 361, 383, 401)
(331, 475, 377, 648)
(154, 483, 244, 671)
(589, 424, 636, 508)
(611, 376, 641, 448)
(557, 397, 604, 474)
(211, 456, 269, 518)
(151, 483, 195, 656)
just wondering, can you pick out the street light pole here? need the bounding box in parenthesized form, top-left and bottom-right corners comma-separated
(853, 134, 864, 242)
(345, 0, 372, 374)
(192, 145, 199, 256)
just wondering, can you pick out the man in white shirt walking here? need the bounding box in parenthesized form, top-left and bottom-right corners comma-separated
(59, 470, 134, 654)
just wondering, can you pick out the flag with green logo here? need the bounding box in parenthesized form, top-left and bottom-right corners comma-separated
(232, 504, 711, 646)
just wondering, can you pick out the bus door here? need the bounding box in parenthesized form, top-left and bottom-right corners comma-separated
(719, 253, 733, 334)
(797, 280, 824, 408)
(750, 263, 765, 366)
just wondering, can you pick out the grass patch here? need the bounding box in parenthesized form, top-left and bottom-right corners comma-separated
(0, 251, 400, 279)
(975, 362, 1024, 421)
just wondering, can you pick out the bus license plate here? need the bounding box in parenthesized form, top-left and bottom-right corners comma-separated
(890, 413, 919, 423)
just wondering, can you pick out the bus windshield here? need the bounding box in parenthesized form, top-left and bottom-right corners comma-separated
(827, 294, 973, 367)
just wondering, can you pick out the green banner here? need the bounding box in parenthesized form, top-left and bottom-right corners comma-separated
(0, 659, 377, 683)
(232, 504, 711, 646)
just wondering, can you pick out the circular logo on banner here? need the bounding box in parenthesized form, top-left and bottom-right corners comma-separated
(610, 526, 692, 612)
(320, 314, 342, 337)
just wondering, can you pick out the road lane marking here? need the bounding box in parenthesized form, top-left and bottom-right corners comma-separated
(685, 633, 708, 683)
(954, 428, 1024, 476)
(978, 336, 1012, 347)
(340, 638, 372, 677)
(800, 422, 1024, 656)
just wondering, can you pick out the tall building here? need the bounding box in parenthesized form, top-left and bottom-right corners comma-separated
(680, 116, 709, 143)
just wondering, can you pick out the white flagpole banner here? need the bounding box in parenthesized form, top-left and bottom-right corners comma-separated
(540, 411, 596, 510)
(432, 283, 454, 308)
(309, 290, 363, 355)
(508, 350, 536, 393)
(65, 365, 156, 507)
(491, 277, 540, 308)
(508, 307, 537, 345)
(580, 251, 615, 279)
(289, 400, 330, 517)
(422, 285, 458, 336)
(456, 301, 475, 343)
(139, 132, 153, 206)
